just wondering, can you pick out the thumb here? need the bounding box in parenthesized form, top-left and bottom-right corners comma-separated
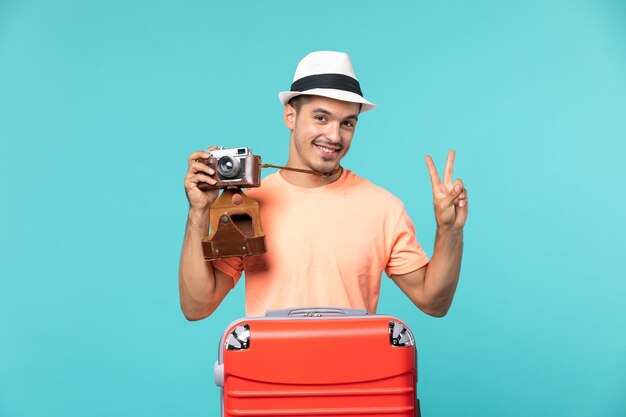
(441, 179, 464, 207)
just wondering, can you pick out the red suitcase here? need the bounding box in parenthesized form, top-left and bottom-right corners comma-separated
(214, 307, 421, 417)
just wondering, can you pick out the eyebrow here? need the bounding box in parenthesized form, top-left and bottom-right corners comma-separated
(311, 107, 359, 121)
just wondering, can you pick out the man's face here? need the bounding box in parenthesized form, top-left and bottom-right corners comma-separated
(284, 96, 360, 174)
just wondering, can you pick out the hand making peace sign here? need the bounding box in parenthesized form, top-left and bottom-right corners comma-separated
(425, 150, 468, 230)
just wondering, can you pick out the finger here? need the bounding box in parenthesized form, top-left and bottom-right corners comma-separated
(452, 193, 466, 207)
(187, 146, 218, 166)
(441, 178, 465, 208)
(188, 150, 210, 167)
(186, 173, 217, 187)
(425, 155, 441, 188)
(458, 188, 468, 210)
(193, 173, 217, 186)
(190, 161, 214, 176)
(443, 150, 455, 184)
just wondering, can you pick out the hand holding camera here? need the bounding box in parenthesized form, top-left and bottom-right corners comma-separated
(184, 147, 221, 211)
(184, 146, 262, 210)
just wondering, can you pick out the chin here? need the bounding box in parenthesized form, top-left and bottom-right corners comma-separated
(315, 163, 340, 175)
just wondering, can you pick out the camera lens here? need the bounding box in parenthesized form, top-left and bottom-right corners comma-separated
(217, 156, 241, 179)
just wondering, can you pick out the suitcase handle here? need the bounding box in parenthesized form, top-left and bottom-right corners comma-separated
(265, 307, 368, 317)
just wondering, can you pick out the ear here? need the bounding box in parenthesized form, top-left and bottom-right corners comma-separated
(284, 104, 296, 130)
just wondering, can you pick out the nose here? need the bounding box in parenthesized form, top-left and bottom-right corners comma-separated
(324, 122, 342, 143)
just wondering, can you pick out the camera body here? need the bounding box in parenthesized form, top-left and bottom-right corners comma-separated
(198, 147, 261, 191)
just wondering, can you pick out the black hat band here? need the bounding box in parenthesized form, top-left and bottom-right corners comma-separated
(290, 73, 363, 97)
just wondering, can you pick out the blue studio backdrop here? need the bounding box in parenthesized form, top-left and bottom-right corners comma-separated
(1, 1, 625, 416)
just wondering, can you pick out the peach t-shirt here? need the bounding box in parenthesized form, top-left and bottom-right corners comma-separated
(212, 169, 429, 316)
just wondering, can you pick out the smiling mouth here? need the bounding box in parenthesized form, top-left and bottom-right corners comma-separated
(315, 143, 341, 156)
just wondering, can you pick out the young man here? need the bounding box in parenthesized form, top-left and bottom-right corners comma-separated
(179, 51, 468, 319)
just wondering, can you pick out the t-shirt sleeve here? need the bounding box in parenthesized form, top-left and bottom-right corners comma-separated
(212, 257, 244, 285)
(385, 208, 430, 277)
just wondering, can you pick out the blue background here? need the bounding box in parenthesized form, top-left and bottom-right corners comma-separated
(1, 1, 625, 416)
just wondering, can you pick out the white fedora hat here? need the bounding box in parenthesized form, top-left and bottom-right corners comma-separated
(278, 51, 376, 112)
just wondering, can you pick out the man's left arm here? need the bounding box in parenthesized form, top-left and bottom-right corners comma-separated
(391, 150, 468, 317)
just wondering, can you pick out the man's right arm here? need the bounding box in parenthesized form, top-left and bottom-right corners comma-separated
(178, 148, 235, 320)
(179, 207, 234, 320)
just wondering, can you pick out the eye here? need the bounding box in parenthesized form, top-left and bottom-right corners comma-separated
(342, 120, 355, 128)
(314, 115, 327, 122)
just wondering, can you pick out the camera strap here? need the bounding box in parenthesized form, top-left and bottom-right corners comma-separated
(260, 164, 341, 178)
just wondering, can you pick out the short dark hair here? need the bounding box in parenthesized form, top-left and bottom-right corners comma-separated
(287, 94, 362, 113)
(287, 95, 314, 112)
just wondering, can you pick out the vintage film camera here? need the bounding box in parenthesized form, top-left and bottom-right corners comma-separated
(197, 147, 261, 191)
(197, 147, 266, 261)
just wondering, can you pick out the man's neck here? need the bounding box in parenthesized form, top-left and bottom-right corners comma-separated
(279, 164, 343, 188)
